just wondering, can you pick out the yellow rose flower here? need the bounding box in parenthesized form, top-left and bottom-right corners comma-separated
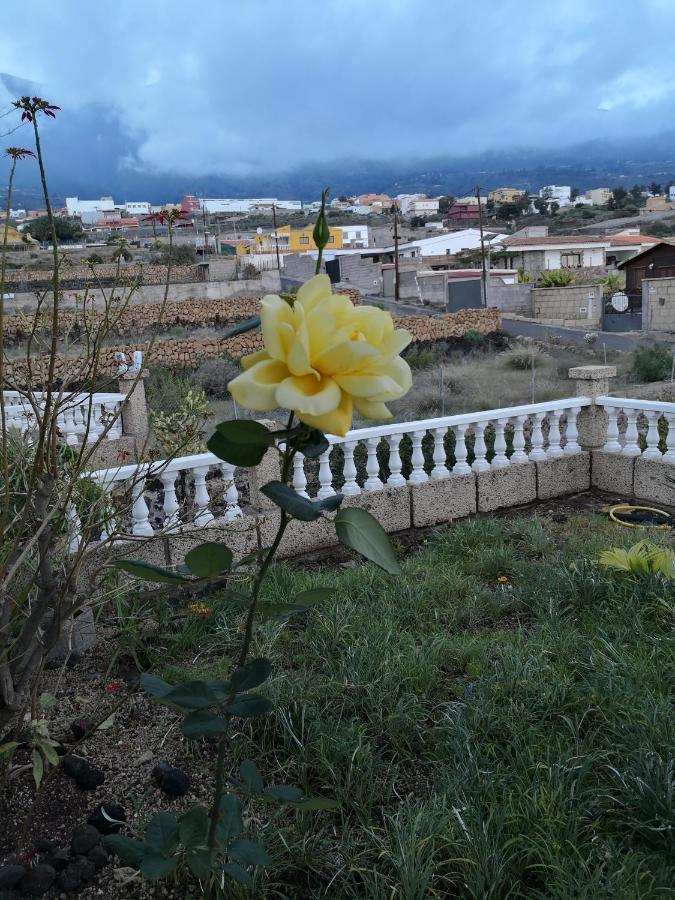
(228, 275, 412, 435)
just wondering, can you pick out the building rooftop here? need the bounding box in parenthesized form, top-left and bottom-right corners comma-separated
(501, 235, 610, 247)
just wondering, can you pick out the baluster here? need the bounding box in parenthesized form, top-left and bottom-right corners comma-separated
(192, 465, 214, 525)
(62, 403, 79, 445)
(291, 452, 309, 498)
(317, 447, 335, 499)
(65, 503, 82, 553)
(546, 411, 564, 459)
(603, 407, 621, 453)
(452, 424, 472, 474)
(342, 440, 361, 495)
(430, 427, 450, 479)
(86, 401, 102, 443)
(662, 414, 675, 464)
(563, 407, 581, 455)
(642, 411, 663, 460)
(528, 413, 547, 461)
(221, 462, 243, 519)
(621, 409, 641, 457)
(364, 437, 384, 491)
(131, 477, 154, 536)
(471, 423, 490, 472)
(386, 434, 405, 487)
(492, 418, 509, 468)
(509, 415, 528, 464)
(160, 470, 181, 529)
(409, 429, 429, 483)
(108, 402, 123, 439)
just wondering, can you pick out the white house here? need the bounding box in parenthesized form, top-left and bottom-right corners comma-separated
(65, 196, 115, 217)
(398, 194, 439, 217)
(499, 234, 610, 275)
(201, 198, 302, 214)
(339, 225, 370, 248)
(124, 201, 151, 215)
(406, 228, 505, 258)
(538, 185, 572, 206)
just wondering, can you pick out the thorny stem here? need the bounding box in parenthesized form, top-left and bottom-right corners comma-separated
(0, 157, 18, 524)
(206, 414, 296, 857)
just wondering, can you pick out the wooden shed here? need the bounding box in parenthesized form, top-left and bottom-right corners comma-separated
(618, 240, 675, 297)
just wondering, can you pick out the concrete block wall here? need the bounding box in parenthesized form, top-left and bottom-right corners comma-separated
(642, 277, 675, 333)
(336, 253, 381, 293)
(488, 282, 533, 315)
(531, 284, 603, 326)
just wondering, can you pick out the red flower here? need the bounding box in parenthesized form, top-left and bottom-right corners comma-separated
(116, 449, 131, 462)
(106, 681, 122, 692)
(5, 147, 35, 160)
(12, 95, 60, 122)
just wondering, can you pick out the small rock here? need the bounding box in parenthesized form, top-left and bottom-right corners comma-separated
(87, 802, 126, 835)
(74, 857, 96, 884)
(134, 750, 154, 766)
(87, 846, 108, 870)
(0, 865, 25, 889)
(56, 863, 82, 893)
(69, 718, 94, 740)
(552, 512, 567, 524)
(35, 840, 55, 854)
(152, 762, 190, 798)
(112, 866, 138, 884)
(20, 863, 56, 896)
(61, 755, 87, 778)
(75, 765, 105, 790)
(45, 849, 70, 871)
(70, 825, 100, 856)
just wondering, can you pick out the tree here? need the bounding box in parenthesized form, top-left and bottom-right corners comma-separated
(649, 182, 662, 195)
(550, 201, 560, 215)
(152, 242, 197, 266)
(410, 215, 427, 228)
(533, 198, 548, 214)
(610, 187, 628, 210)
(571, 187, 580, 200)
(107, 236, 133, 262)
(438, 196, 454, 214)
(496, 202, 521, 219)
(630, 184, 644, 203)
(24, 215, 83, 243)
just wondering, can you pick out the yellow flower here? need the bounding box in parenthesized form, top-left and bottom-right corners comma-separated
(497, 575, 509, 584)
(228, 275, 412, 436)
(188, 601, 210, 618)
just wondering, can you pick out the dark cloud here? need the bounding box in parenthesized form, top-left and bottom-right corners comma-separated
(2, 0, 675, 183)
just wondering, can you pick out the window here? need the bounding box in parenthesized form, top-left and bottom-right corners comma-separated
(328, 236, 334, 243)
(560, 251, 582, 268)
(299, 236, 309, 245)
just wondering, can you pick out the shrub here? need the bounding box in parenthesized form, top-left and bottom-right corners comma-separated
(631, 344, 674, 383)
(462, 330, 487, 351)
(538, 269, 575, 287)
(404, 345, 439, 370)
(192, 356, 241, 397)
(501, 347, 547, 370)
(146, 366, 196, 416)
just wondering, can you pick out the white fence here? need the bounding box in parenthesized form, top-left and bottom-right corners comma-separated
(83, 398, 592, 540)
(599, 397, 675, 462)
(3, 391, 126, 444)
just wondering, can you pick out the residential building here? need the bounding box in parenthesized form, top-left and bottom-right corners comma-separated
(253, 224, 343, 254)
(499, 234, 609, 275)
(124, 201, 151, 216)
(445, 200, 480, 221)
(89, 214, 140, 232)
(398, 195, 440, 218)
(669, 186, 675, 202)
(642, 196, 675, 213)
(605, 233, 659, 266)
(488, 188, 526, 204)
(585, 188, 611, 206)
(618, 240, 675, 299)
(339, 225, 370, 249)
(538, 185, 572, 206)
(0, 225, 37, 249)
(355, 193, 393, 213)
(181, 195, 201, 213)
(9, 208, 26, 219)
(65, 196, 115, 217)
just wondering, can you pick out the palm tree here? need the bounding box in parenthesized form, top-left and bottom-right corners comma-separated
(107, 235, 133, 262)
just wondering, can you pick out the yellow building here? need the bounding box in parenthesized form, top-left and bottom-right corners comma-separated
(488, 188, 526, 204)
(252, 224, 343, 253)
(2, 225, 37, 250)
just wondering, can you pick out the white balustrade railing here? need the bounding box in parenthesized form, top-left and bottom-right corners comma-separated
(290, 398, 590, 499)
(3, 391, 125, 444)
(598, 397, 675, 463)
(86, 451, 243, 540)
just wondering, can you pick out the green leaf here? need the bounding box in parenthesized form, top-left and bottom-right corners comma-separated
(291, 796, 340, 811)
(181, 711, 229, 738)
(316, 493, 343, 513)
(112, 559, 187, 584)
(140, 672, 173, 700)
(222, 862, 253, 886)
(221, 316, 260, 339)
(187, 849, 213, 880)
(264, 784, 304, 802)
(257, 602, 311, 621)
(207, 420, 273, 467)
(334, 507, 402, 575)
(239, 759, 264, 793)
(39, 691, 57, 709)
(179, 805, 209, 850)
(145, 812, 179, 854)
(260, 481, 321, 521)
(184, 543, 233, 578)
(163, 680, 220, 710)
(228, 838, 271, 867)
(215, 794, 243, 847)
(295, 587, 334, 605)
(295, 428, 329, 459)
(231, 658, 272, 692)
(102, 834, 146, 866)
(32, 748, 44, 789)
(0, 741, 19, 757)
(225, 693, 273, 718)
(41, 742, 61, 767)
(140, 852, 178, 881)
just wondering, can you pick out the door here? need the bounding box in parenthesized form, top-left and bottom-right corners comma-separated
(382, 268, 395, 298)
(447, 279, 483, 312)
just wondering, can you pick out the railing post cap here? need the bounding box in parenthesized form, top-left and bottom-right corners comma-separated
(568, 365, 617, 380)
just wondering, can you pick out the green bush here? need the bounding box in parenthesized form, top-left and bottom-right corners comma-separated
(192, 356, 241, 397)
(630, 344, 674, 383)
(404, 345, 439, 370)
(501, 347, 547, 370)
(538, 269, 575, 287)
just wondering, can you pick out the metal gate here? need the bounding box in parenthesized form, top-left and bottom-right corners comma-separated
(447, 278, 483, 312)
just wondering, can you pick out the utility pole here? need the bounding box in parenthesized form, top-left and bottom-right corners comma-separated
(393, 202, 400, 302)
(271, 202, 281, 270)
(201, 205, 208, 256)
(476, 184, 488, 308)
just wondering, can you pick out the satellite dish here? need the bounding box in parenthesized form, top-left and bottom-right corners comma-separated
(257, 227, 263, 234)
(611, 291, 629, 312)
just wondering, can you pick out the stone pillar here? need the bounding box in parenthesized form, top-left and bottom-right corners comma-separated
(568, 365, 617, 450)
(247, 419, 281, 510)
(118, 369, 150, 455)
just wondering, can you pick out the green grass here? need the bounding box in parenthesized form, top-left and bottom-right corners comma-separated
(129, 512, 674, 898)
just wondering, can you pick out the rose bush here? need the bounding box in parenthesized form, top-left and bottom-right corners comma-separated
(228, 274, 412, 435)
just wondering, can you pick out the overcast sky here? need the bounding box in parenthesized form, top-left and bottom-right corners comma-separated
(2, 0, 675, 178)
